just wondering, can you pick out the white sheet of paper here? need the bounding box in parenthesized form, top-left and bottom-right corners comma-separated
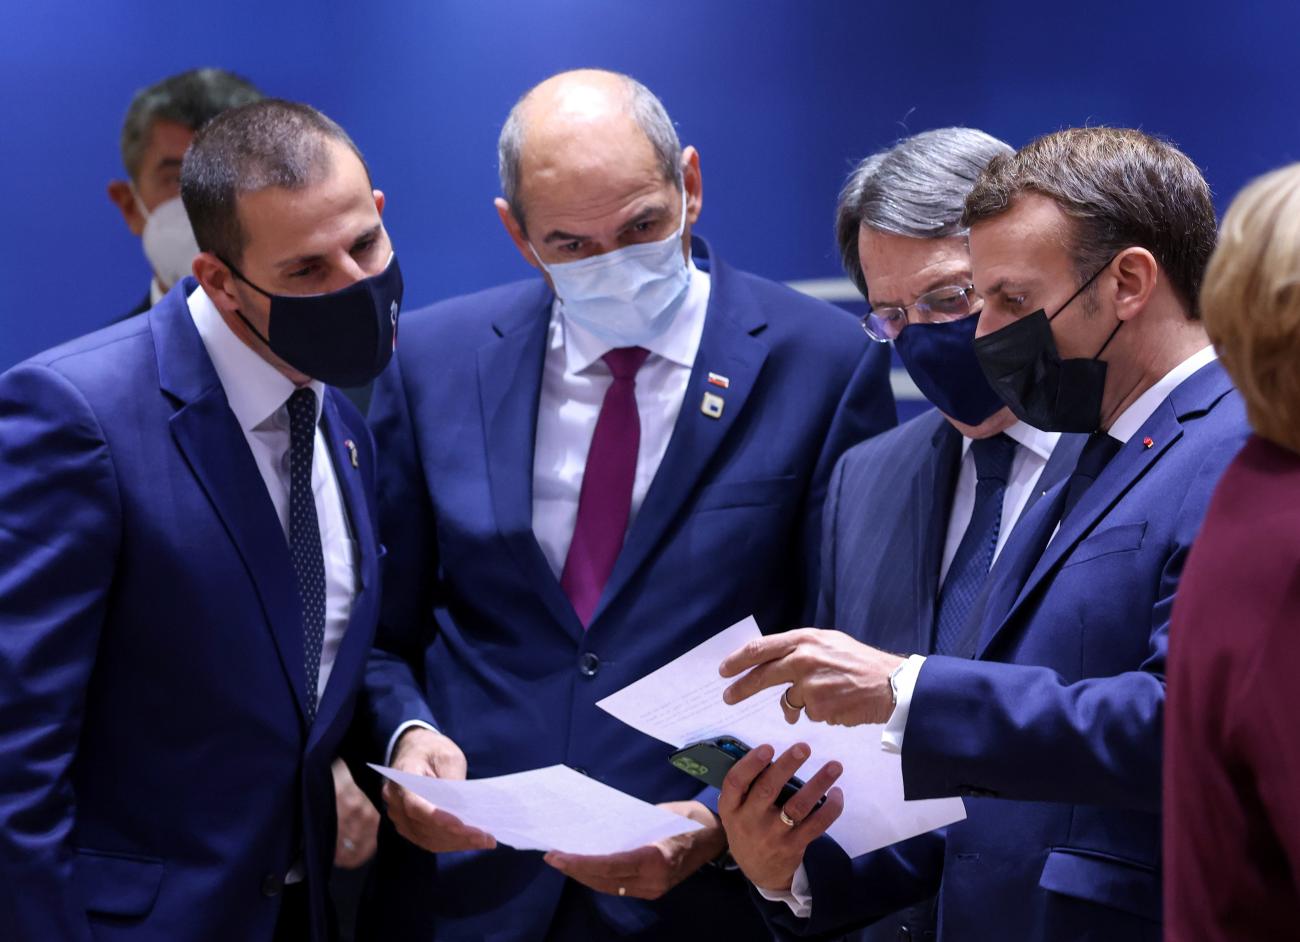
(595, 616, 966, 859)
(368, 763, 703, 855)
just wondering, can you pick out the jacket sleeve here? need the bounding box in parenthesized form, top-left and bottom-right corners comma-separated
(800, 342, 895, 623)
(0, 363, 121, 942)
(812, 451, 849, 629)
(356, 352, 442, 762)
(755, 831, 945, 940)
(901, 433, 1241, 812)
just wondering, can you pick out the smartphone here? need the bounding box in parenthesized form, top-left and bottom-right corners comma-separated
(669, 736, 824, 810)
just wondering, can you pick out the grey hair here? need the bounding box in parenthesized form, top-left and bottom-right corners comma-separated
(835, 127, 1013, 296)
(497, 72, 682, 234)
(119, 68, 263, 180)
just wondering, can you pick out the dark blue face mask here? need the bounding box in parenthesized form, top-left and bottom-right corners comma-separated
(221, 253, 403, 388)
(893, 312, 1007, 426)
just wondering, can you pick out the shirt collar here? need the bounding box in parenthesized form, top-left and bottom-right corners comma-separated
(1107, 344, 1217, 444)
(960, 420, 1060, 462)
(150, 278, 166, 306)
(558, 258, 711, 375)
(187, 285, 324, 432)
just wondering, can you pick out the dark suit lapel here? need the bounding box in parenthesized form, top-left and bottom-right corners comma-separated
(913, 421, 962, 653)
(478, 291, 586, 640)
(975, 360, 1230, 658)
(155, 283, 311, 724)
(312, 395, 382, 739)
(589, 252, 769, 626)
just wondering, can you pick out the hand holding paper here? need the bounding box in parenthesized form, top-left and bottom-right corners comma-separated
(596, 616, 965, 859)
(370, 763, 704, 856)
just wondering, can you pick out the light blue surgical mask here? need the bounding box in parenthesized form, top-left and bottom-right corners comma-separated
(531, 189, 690, 347)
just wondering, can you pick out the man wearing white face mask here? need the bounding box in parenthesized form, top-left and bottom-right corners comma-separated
(359, 69, 897, 940)
(107, 68, 262, 320)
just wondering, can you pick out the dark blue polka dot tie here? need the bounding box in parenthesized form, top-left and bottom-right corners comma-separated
(286, 387, 325, 723)
(933, 433, 1018, 657)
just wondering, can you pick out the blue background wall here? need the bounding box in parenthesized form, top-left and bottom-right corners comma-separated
(2, 0, 1297, 371)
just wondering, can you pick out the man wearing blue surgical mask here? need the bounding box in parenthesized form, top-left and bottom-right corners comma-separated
(717, 128, 1085, 942)
(0, 99, 393, 941)
(359, 68, 896, 940)
(106, 68, 262, 320)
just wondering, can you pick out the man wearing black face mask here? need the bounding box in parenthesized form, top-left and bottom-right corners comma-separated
(0, 99, 392, 942)
(718, 128, 1250, 941)
(718, 127, 1086, 942)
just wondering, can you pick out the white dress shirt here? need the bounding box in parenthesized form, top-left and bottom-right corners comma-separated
(384, 261, 713, 764)
(532, 260, 711, 577)
(188, 286, 358, 707)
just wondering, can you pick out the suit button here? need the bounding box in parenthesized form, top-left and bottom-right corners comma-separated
(579, 653, 600, 677)
(261, 873, 284, 897)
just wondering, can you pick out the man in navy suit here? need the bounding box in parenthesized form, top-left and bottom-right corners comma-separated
(359, 69, 895, 940)
(721, 128, 1085, 942)
(0, 99, 398, 941)
(718, 127, 1247, 941)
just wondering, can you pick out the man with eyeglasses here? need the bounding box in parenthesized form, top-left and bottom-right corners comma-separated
(712, 127, 1083, 942)
(717, 128, 1248, 941)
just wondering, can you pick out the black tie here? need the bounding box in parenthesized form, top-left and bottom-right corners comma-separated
(933, 433, 1018, 656)
(286, 388, 325, 723)
(1059, 432, 1123, 525)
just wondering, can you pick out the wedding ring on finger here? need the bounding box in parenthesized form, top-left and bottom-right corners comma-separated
(779, 809, 799, 828)
(780, 688, 803, 714)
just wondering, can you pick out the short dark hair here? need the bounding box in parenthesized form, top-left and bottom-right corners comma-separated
(963, 127, 1217, 319)
(835, 128, 1012, 297)
(180, 99, 371, 265)
(119, 68, 263, 179)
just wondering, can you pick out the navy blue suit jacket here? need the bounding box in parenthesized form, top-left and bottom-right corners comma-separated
(359, 240, 896, 940)
(0, 281, 383, 942)
(808, 412, 1082, 941)
(767, 361, 1246, 941)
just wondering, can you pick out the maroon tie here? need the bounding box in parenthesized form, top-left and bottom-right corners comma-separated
(560, 346, 651, 627)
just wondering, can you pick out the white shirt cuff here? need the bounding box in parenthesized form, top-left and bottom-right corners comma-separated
(754, 862, 812, 919)
(385, 719, 437, 766)
(881, 654, 927, 754)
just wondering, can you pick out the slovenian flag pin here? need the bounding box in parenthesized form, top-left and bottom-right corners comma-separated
(707, 372, 730, 389)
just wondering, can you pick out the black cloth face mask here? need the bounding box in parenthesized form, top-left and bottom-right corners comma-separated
(972, 258, 1123, 433)
(222, 252, 403, 387)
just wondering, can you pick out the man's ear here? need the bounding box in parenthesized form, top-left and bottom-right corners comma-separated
(495, 197, 541, 271)
(191, 252, 239, 311)
(108, 180, 146, 237)
(1111, 247, 1159, 323)
(373, 188, 386, 216)
(681, 146, 703, 227)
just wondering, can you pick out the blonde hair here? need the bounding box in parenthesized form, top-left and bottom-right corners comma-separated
(1202, 162, 1300, 453)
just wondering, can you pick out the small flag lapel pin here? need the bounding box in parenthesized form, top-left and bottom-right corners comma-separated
(707, 372, 730, 389)
(344, 439, 360, 468)
(701, 391, 725, 419)
(1143, 436, 1154, 449)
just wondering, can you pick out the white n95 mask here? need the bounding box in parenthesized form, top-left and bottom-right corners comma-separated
(532, 190, 690, 347)
(136, 192, 201, 291)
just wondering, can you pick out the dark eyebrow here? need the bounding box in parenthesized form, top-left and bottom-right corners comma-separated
(543, 228, 588, 245)
(272, 224, 383, 272)
(152, 156, 183, 173)
(618, 206, 665, 234)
